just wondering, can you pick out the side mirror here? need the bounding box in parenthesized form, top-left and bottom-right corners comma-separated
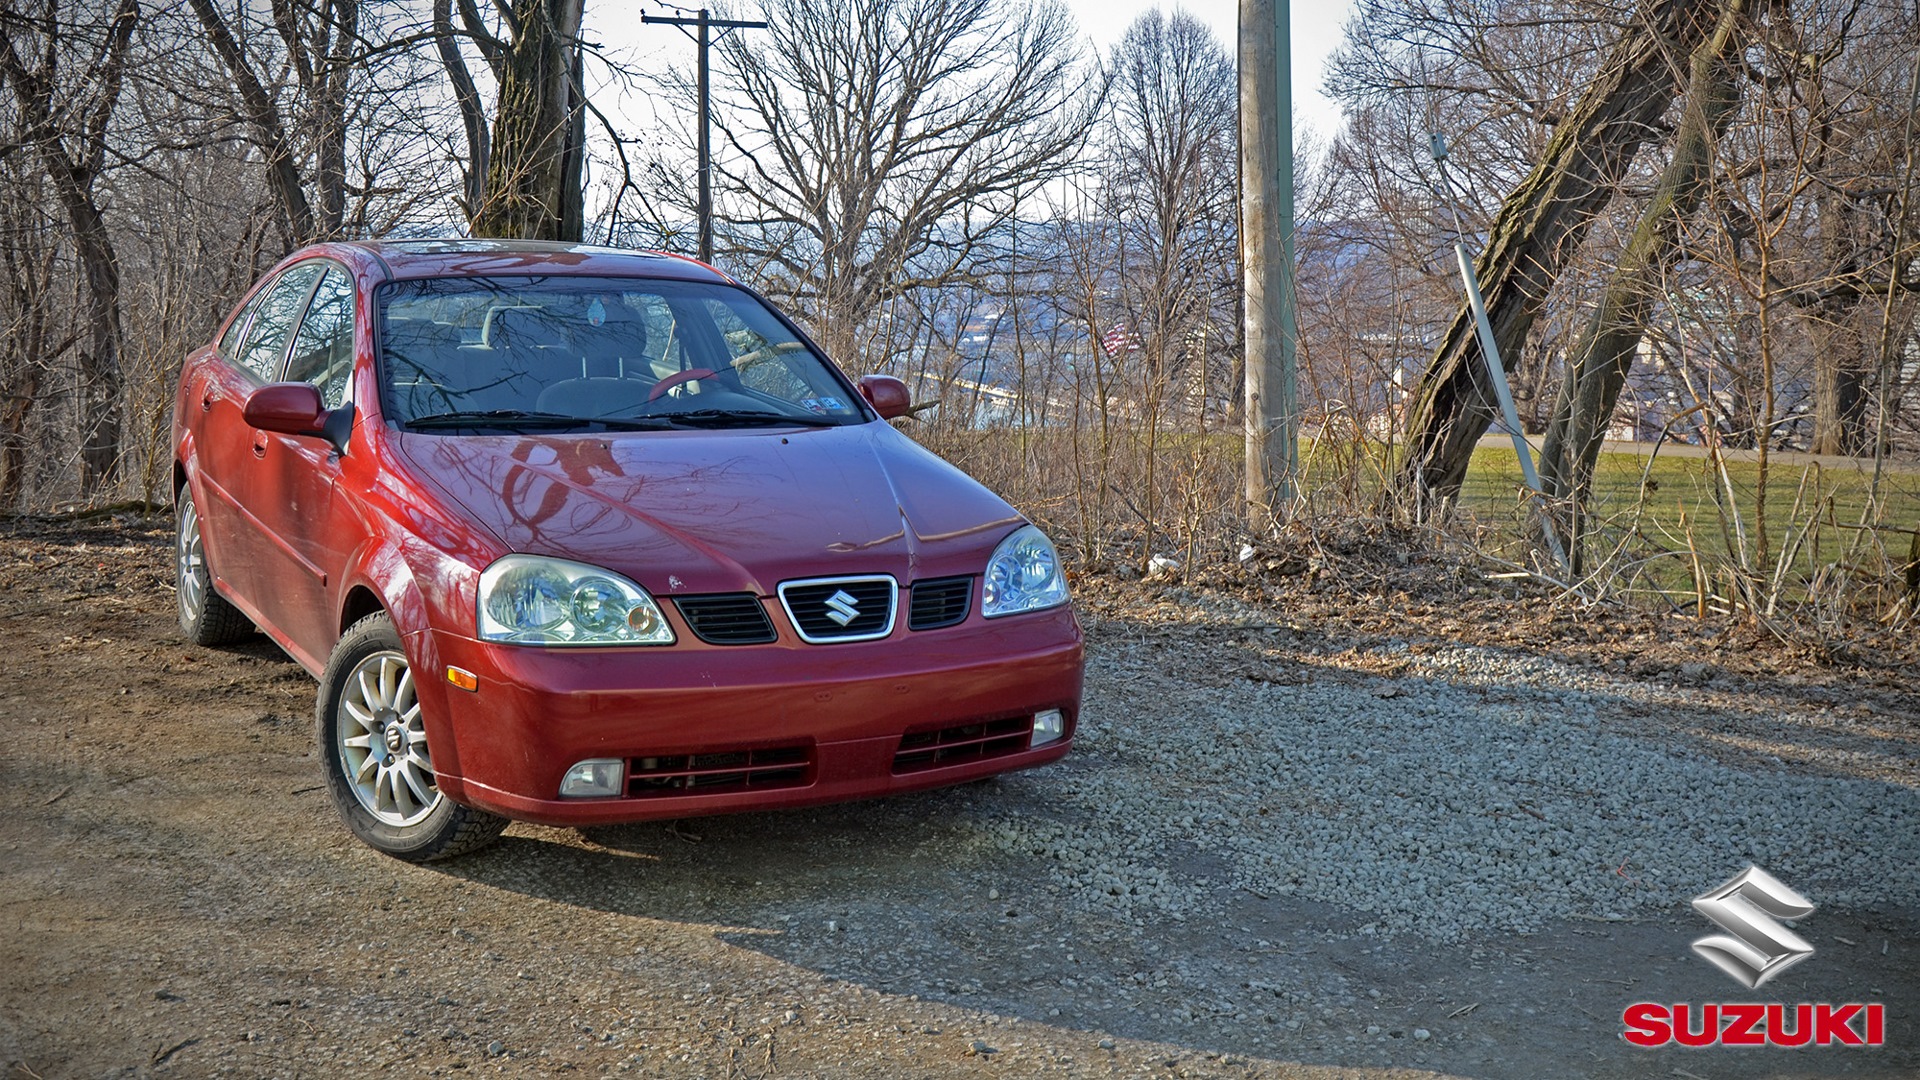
(244, 382, 352, 453)
(858, 374, 911, 420)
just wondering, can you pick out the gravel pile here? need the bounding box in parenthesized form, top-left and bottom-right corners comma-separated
(979, 632, 1920, 941)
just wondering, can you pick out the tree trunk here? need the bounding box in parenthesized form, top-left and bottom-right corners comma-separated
(0, 174, 59, 509)
(311, 0, 356, 236)
(0, 0, 136, 494)
(0, 361, 39, 510)
(433, 0, 493, 217)
(1805, 182, 1876, 457)
(559, 38, 587, 241)
(1393, 0, 1717, 513)
(471, 0, 586, 241)
(187, 0, 317, 243)
(1809, 307, 1875, 455)
(67, 202, 127, 490)
(1538, 0, 1749, 564)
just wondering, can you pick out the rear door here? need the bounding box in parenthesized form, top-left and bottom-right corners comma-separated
(194, 262, 325, 626)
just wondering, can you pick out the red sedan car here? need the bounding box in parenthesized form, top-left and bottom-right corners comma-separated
(172, 240, 1083, 860)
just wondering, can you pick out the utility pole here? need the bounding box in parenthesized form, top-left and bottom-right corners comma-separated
(642, 7, 768, 264)
(1239, 0, 1298, 529)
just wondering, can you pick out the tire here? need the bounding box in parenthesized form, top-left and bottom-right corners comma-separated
(317, 612, 507, 861)
(175, 487, 252, 646)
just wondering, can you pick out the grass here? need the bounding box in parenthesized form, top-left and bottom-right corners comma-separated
(918, 422, 1918, 617)
(1452, 440, 1920, 609)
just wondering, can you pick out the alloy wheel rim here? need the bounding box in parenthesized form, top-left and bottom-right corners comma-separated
(177, 498, 206, 621)
(337, 650, 441, 826)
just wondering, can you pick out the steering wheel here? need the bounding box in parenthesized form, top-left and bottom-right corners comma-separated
(647, 367, 717, 402)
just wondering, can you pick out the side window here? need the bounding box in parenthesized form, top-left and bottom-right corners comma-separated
(235, 263, 325, 381)
(701, 297, 839, 408)
(218, 287, 269, 358)
(285, 267, 356, 408)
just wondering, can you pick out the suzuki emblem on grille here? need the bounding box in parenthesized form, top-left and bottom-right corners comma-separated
(823, 589, 861, 626)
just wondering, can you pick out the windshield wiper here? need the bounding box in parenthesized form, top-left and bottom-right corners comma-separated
(658, 408, 841, 428)
(405, 409, 673, 432)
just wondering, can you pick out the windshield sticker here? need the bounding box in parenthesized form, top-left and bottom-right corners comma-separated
(587, 298, 606, 326)
(802, 396, 846, 413)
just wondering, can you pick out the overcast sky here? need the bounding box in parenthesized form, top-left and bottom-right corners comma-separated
(602, 1, 1358, 149)
(1062, 0, 1356, 140)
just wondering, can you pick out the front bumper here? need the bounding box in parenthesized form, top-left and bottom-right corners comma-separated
(407, 604, 1083, 825)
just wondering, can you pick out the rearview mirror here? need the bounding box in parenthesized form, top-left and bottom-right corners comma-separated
(244, 382, 352, 453)
(857, 375, 911, 420)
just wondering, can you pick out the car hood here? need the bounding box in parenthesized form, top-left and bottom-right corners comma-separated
(393, 422, 1025, 595)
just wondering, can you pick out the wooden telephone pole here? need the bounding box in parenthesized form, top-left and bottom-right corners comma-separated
(1240, 0, 1298, 528)
(641, 7, 768, 264)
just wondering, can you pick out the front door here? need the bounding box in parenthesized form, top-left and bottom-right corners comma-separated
(234, 264, 361, 669)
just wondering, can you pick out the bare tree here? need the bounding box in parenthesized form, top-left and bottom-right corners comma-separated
(0, 0, 138, 493)
(1086, 10, 1238, 555)
(469, 0, 586, 239)
(0, 158, 66, 508)
(1387, 0, 1722, 512)
(1106, 9, 1238, 419)
(1760, 0, 1919, 456)
(432, 0, 501, 216)
(1538, 0, 1751, 560)
(689, 0, 1102, 363)
(1323, 0, 1644, 438)
(176, 0, 462, 246)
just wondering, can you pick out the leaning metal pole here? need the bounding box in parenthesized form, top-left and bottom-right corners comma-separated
(1431, 132, 1570, 573)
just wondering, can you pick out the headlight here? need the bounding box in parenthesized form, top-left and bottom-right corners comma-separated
(982, 524, 1069, 618)
(478, 555, 675, 645)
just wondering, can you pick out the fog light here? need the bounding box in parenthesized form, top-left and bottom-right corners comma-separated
(559, 758, 624, 798)
(1030, 708, 1065, 747)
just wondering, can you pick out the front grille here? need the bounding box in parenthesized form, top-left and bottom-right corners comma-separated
(893, 717, 1033, 774)
(674, 594, 777, 644)
(778, 576, 896, 643)
(628, 745, 811, 797)
(908, 576, 972, 630)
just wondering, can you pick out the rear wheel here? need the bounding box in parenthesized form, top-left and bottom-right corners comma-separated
(317, 613, 507, 861)
(175, 488, 251, 645)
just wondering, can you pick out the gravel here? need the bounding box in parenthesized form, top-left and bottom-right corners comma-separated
(4, 517, 1914, 1079)
(976, 629, 1919, 941)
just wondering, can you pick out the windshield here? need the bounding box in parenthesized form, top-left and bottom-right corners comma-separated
(376, 276, 865, 430)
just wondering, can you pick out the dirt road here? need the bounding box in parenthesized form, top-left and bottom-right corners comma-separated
(2, 513, 1913, 1079)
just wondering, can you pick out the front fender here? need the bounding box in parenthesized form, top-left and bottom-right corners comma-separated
(336, 478, 503, 801)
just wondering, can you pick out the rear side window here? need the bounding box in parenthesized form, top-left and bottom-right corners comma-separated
(285, 267, 356, 408)
(218, 287, 269, 358)
(235, 264, 325, 381)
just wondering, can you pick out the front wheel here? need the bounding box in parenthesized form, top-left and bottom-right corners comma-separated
(317, 613, 506, 861)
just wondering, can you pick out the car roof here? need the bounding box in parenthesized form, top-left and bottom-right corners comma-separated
(308, 239, 735, 286)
